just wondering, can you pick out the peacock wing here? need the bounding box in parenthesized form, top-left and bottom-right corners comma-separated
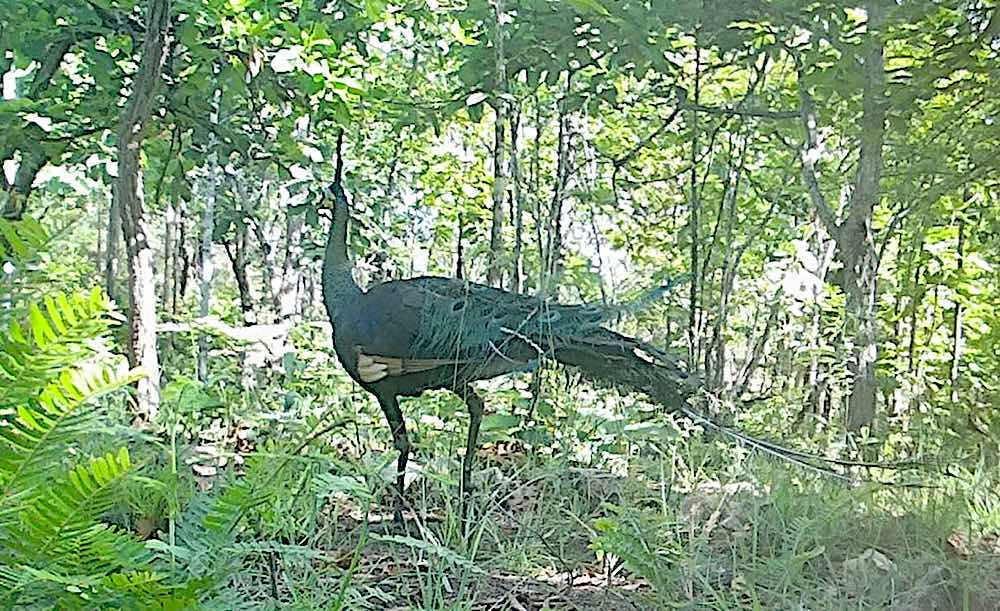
(400, 277, 550, 357)
(345, 280, 491, 383)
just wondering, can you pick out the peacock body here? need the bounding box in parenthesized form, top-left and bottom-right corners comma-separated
(322, 152, 693, 521)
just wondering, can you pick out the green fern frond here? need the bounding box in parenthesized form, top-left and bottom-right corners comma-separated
(204, 479, 268, 535)
(17, 449, 145, 564)
(0, 358, 144, 504)
(0, 565, 178, 609)
(0, 287, 119, 411)
(0, 216, 47, 264)
(0, 564, 37, 595)
(0, 279, 173, 606)
(0, 449, 160, 607)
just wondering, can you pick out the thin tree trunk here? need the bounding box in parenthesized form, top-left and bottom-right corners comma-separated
(949, 218, 964, 403)
(96, 195, 104, 276)
(509, 107, 525, 293)
(907, 264, 922, 374)
(842, 1, 886, 430)
(175, 200, 190, 311)
(796, 2, 886, 431)
(276, 210, 303, 322)
(486, 0, 509, 288)
(531, 96, 544, 291)
(116, 0, 171, 422)
(688, 44, 702, 369)
(807, 231, 839, 413)
(301, 272, 313, 319)
(455, 212, 465, 280)
(104, 185, 121, 300)
(162, 198, 175, 311)
(256, 202, 280, 318)
(544, 75, 572, 293)
(1, 38, 72, 220)
(707, 131, 747, 390)
(224, 225, 253, 320)
(228, 174, 259, 322)
(197, 154, 217, 382)
(582, 137, 608, 305)
(734, 295, 781, 399)
(486, 109, 507, 288)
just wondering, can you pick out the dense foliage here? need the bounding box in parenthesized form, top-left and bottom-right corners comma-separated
(1, 0, 997, 607)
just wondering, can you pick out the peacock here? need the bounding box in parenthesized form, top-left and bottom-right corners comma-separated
(321, 141, 695, 521)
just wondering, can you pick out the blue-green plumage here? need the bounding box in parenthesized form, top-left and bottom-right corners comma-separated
(321, 143, 692, 523)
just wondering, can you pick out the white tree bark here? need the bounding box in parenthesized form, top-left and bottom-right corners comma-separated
(116, 0, 171, 422)
(197, 150, 217, 382)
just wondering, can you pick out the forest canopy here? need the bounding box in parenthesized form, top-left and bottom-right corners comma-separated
(0, 0, 998, 607)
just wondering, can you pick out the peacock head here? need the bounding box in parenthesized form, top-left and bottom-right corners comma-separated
(322, 180, 352, 227)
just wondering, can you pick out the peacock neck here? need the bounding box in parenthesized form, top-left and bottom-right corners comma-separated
(322, 199, 363, 322)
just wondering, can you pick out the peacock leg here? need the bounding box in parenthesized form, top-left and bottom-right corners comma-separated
(376, 393, 409, 523)
(459, 385, 484, 521)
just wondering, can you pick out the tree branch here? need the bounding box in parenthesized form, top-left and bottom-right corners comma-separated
(679, 102, 800, 120)
(28, 39, 72, 99)
(612, 106, 683, 169)
(795, 63, 842, 241)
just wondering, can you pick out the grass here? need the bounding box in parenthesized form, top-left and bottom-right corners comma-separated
(148, 355, 999, 609)
(205, 421, 999, 610)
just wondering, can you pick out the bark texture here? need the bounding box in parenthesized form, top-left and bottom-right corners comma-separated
(797, 2, 886, 430)
(116, 0, 172, 422)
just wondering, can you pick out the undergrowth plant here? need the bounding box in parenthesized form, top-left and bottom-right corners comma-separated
(0, 219, 361, 608)
(0, 219, 197, 606)
(0, 282, 159, 606)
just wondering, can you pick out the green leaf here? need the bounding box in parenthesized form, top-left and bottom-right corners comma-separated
(467, 102, 485, 123)
(567, 0, 610, 17)
(449, 21, 478, 46)
(28, 304, 56, 346)
(482, 414, 520, 431)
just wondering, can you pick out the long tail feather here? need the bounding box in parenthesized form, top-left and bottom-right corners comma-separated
(561, 274, 692, 329)
(552, 328, 694, 408)
(550, 329, 931, 485)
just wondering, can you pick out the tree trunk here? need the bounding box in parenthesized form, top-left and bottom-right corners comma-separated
(706, 131, 747, 391)
(487, 108, 507, 288)
(907, 264, 922, 374)
(544, 76, 572, 294)
(197, 155, 217, 382)
(1, 38, 72, 220)
(486, 0, 509, 288)
(582, 137, 608, 305)
(531, 96, 544, 292)
(455, 212, 465, 280)
(688, 44, 702, 369)
(796, 2, 886, 431)
(116, 0, 171, 422)
(95, 194, 104, 274)
(104, 184, 121, 301)
(734, 295, 781, 399)
(842, 1, 886, 430)
(949, 217, 964, 403)
(175, 199, 190, 311)
(254, 190, 280, 317)
(276, 210, 303, 322)
(807, 229, 839, 414)
(509, 108, 525, 293)
(224, 217, 256, 390)
(162, 198, 175, 311)
(224, 222, 253, 320)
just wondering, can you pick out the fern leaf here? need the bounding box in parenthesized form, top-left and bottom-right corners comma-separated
(0, 288, 117, 411)
(16, 450, 147, 567)
(0, 359, 143, 503)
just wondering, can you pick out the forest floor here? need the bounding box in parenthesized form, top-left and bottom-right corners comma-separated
(222, 444, 1000, 610)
